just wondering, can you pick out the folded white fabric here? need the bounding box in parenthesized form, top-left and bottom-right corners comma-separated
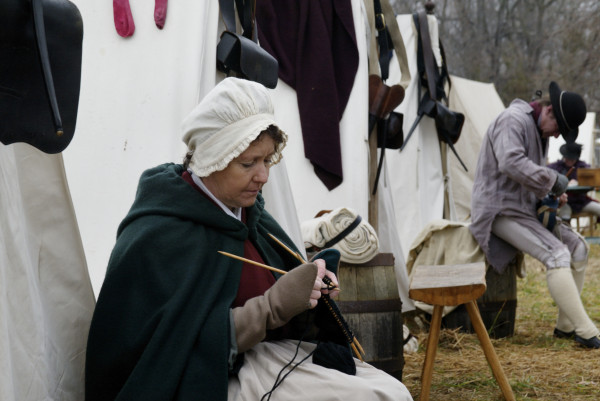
(301, 207, 379, 264)
(403, 325, 419, 354)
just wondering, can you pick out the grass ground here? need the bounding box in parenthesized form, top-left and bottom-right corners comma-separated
(401, 243, 600, 400)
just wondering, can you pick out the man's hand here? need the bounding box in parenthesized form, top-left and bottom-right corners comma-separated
(558, 193, 568, 208)
(551, 173, 569, 196)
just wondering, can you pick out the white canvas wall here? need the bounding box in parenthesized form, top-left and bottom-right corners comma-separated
(0, 143, 95, 400)
(61, 1, 414, 309)
(447, 75, 506, 222)
(63, 1, 222, 296)
(384, 16, 507, 259)
(383, 14, 446, 258)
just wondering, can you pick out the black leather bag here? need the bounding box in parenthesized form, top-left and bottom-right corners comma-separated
(216, 31, 278, 89)
(377, 111, 404, 149)
(0, 0, 83, 154)
(434, 101, 464, 145)
(216, 0, 278, 89)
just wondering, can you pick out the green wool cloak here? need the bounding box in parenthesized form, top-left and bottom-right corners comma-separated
(85, 163, 299, 400)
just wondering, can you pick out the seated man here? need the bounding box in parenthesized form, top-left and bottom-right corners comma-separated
(470, 81, 600, 349)
(547, 141, 600, 221)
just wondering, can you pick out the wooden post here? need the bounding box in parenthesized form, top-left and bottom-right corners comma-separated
(368, 127, 379, 232)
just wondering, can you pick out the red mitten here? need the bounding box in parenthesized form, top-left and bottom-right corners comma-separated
(154, 0, 168, 29)
(113, 0, 135, 37)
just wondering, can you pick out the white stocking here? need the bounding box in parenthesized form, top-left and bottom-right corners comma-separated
(547, 268, 598, 339)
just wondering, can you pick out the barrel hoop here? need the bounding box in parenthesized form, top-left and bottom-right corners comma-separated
(340, 252, 395, 267)
(337, 298, 402, 314)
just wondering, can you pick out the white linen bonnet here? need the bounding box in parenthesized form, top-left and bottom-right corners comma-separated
(182, 77, 287, 177)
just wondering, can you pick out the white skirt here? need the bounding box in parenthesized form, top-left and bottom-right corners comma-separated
(228, 340, 413, 401)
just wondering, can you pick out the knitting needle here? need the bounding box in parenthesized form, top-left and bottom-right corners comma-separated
(218, 251, 287, 275)
(267, 233, 340, 291)
(351, 343, 363, 362)
(218, 250, 340, 292)
(218, 251, 362, 360)
(267, 233, 307, 264)
(266, 235, 366, 357)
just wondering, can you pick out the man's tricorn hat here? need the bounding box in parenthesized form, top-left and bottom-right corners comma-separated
(549, 81, 586, 143)
(559, 142, 582, 160)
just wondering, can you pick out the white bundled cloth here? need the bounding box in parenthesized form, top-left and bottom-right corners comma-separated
(301, 207, 379, 263)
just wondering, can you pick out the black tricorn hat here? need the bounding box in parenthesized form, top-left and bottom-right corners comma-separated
(559, 142, 582, 160)
(549, 81, 587, 143)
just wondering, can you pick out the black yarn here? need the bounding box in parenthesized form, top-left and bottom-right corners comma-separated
(313, 341, 356, 375)
(261, 314, 314, 401)
(315, 294, 355, 346)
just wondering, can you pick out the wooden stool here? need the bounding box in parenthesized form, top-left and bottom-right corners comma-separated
(571, 212, 596, 237)
(409, 262, 515, 401)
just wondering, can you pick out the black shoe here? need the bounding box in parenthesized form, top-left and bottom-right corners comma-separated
(553, 328, 575, 339)
(574, 334, 600, 349)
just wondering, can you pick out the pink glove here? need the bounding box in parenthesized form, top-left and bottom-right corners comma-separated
(113, 0, 135, 37)
(154, 0, 168, 29)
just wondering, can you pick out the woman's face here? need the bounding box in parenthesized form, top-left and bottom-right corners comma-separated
(201, 135, 276, 209)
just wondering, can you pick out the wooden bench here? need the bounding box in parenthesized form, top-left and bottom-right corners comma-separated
(409, 262, 515, 401)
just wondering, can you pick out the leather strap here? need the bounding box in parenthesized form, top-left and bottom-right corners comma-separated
(324, 215, 363, 248)
(379, 0, 410, 88)
(236, 0, 255, 40)
(219, 0, 236, 32)
(415, 10, 438, 100)
(373, 0, 390, 80)
(32, 0, 63, 136)
(363, 0, 410, 88)
(220, 0, 256, 41)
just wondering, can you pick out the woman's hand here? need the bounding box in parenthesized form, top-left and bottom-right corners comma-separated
(308, 259, 340, 309)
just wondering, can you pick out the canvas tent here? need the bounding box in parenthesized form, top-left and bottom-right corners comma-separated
(0, 144, 95, 400)
(383, 16, 506, 259)
(447, 75, 506, 222)
(59, 0, 418, 313)
(0, 2, 412, 397)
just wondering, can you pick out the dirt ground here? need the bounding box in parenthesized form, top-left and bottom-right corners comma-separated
(401, 245, 600, 400)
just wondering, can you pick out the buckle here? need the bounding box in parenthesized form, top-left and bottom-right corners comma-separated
(375, 13, 386, 31)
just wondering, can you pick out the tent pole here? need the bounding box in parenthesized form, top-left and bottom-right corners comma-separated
(440, 141, 451, 219)
(368, 128, 379, 233)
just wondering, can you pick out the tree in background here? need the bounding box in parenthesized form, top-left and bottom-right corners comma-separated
(390, 0, 600, 112)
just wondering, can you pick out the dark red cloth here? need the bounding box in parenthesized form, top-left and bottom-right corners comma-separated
(529, 101, 542, 123)
(154, 0, 168, 29)
(232, 240, 277, 307)
(256, 0, 359, 190)
(113, 0, 135, 37)
(181, 171, 276, 307)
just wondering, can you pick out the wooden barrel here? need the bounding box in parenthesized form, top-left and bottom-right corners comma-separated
(442, 260, 517, 338)
(332, 253, 404, 380)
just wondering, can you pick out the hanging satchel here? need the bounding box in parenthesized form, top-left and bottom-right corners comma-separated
(402, 10, 467, 171)
(434, 101, 464, 146)
(380, 111, 404, 149)
(216, 0, 278, 89)
(0, 0, 83, 154)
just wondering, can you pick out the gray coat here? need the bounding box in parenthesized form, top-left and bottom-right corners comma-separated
(470, 99, 563, 271)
